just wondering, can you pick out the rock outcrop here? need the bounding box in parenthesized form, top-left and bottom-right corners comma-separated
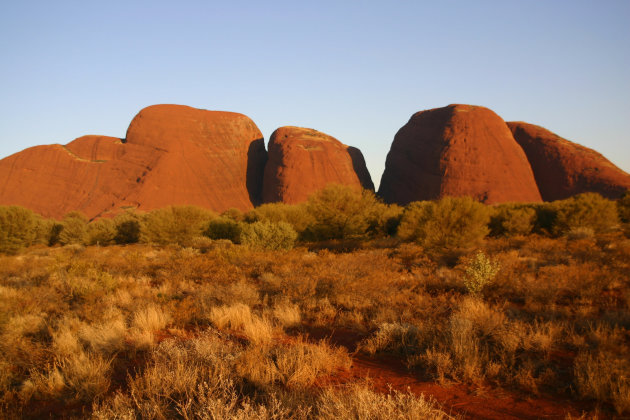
(262, 126, 373, 204)
(0, 105, 267, 219)
(508, 122, 630, 200)
(124, 104, 267, 213)
(378, 104, 542, 205)
(4, 102, 628, 220)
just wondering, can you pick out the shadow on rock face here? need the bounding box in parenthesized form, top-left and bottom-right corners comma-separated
(347, 146, 374, 191)
(246, 138, 268, 206)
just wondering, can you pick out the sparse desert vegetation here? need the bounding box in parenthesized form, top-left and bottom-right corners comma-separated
(0, 186, 629, 418)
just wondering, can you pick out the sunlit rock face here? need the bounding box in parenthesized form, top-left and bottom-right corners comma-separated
(262, 126, 373, 204)
(0, 104, 267, 218)
(379, 104, 542, 205)
(508, 121, 630, 201)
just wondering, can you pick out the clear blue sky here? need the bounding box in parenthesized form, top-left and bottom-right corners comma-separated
(1, 1, 629, 188)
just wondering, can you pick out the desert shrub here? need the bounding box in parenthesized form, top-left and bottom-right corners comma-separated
(489, 204, 536, 236)
(114, 220, 141, 244)
(86, 218, 116, 246)
(47, 222, 65, 245)
(0, 206, 40, 254)
(398, 196, 491, 251)
(113, 211, 143, 244)
(32, 216, 57, 246)
(397, 201, 433, 241)
(382, 203, 405, 236)
(553, 193, 619, 235)
(240, 221, 297, 250)
(302, 185, 382, 240)
(618, 190, 630, 223)
(463, 251, 500, 295)
(220, 207, 244, 221)
(366, 202, 404, 237)
(246, 202, 314, 234)
(58, 212, 89, 245)
(189, 236, 214, 252)
(142, 206, 216, 246)
(530, 203, 557, 235)
(204, 217, 243, 243)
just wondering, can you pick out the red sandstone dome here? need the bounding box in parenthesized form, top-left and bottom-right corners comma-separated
(262, 126, 373, 204)
(0, 105, 267, 219)
(378, 104, 542, 205)
(508, 121, 630, 201)
(124, 104, 267, 213)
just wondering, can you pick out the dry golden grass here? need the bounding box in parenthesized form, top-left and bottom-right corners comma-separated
(317, 383, 455, 420)
(236, 338, 351, 388)
(0, 231, 628, 417)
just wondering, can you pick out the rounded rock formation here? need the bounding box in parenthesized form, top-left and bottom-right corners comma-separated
(378, 104, 542, 205)
(508, 122, 630, 200)
(125, 104, 267, 213)
(262, 126, 374, 204)
(0, 135, 160, 219)
(0, 105, 267, 219)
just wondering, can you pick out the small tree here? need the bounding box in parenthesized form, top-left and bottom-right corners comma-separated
(303, 185, 381, 241)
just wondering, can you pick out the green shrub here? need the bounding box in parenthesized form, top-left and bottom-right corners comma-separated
(463, 251, 500, 295)
(397, 201, 433, 241)
(0, 206, 39, 254)
(303, 185, 382, 241)
(245, 202, 314, 234)
(530, 203, 557, 235)
(220, 208, 244, 222)
(366, 202, 404, 237)
(553, 193, 619, 235)
(204, 217, 243, 243)
(142, 206, 216, 246)
(86, 218, 116, 246)
(618, 191, 630, 224)
(398, 196, 491, 251)
(489, 204, 536, 236)
(58, 212, 89, 245)
(240, 220, 297, 250)
(32, 217, 57, 246)
(113, 211, 143, 244)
